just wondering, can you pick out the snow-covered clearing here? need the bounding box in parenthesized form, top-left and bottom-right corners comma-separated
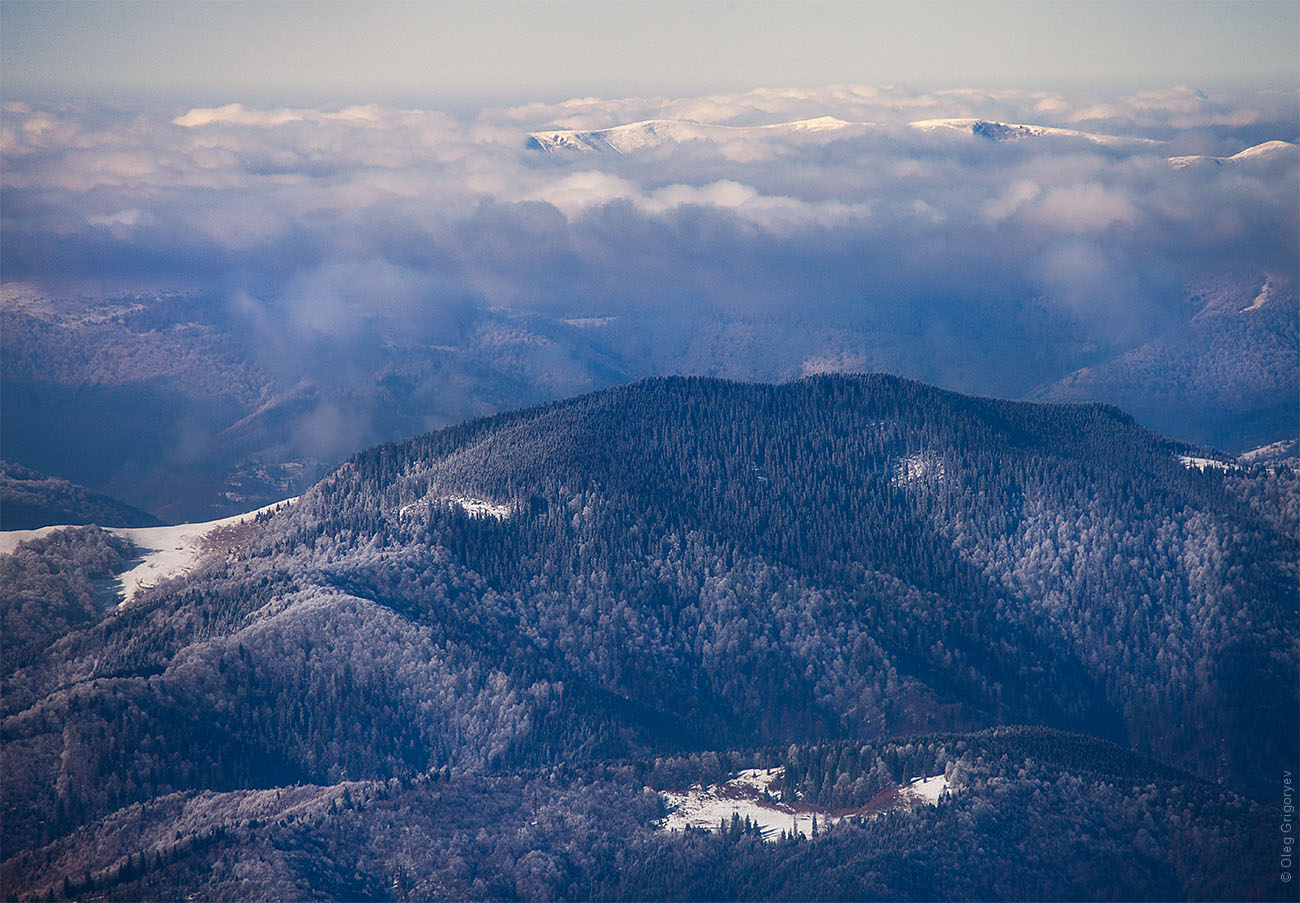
(658, 768, 948, 841)
(0, 498, 296, 605)
(399, 495, 510, 519)
(660, 768, 796, 839)
(1178, 455, 1236, 472)
(894, 453, 946, 487)
(1239, 439, 1299, 463)
(905, 774, 948, 804)
(560, 316, 618, 328)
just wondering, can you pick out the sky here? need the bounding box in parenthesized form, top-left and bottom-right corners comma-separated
(3, 1, 1298, 106)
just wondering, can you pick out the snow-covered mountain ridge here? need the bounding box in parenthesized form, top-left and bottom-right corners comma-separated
(529, 115, 1166, 153)
(530, 114, 1295, 192)
(1168, 139, 1298, 169)
(528, 116, 861, 154)
(908, 117, 1158, 147)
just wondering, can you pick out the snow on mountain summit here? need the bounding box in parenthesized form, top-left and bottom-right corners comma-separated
(1228, 139, 1298, 159)
(1169, 139, 1298, 169)
(529, 114, 1162, 154)
(528, 116, 861, 154)
(908, 118, 1157, 147)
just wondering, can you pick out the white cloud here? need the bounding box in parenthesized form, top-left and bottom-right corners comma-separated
(983, 180, 1041, 223)
(1030, 183, 1139, 233)
(174, 104, 307, 128)
(172, 103, 399, 128)
(88, 208, 150, 229)
(1, 87, 1293, 354)
(646, 180, 757, 212)
(523, 170, 644, 214)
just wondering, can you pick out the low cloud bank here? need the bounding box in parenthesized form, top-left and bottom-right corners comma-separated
(2, 85, 1296, 422)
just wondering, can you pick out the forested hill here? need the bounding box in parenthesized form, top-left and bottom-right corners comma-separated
(313, 374, 1294, 791)
(0, 461, 165, 530)
(3, 375, 1295, 900)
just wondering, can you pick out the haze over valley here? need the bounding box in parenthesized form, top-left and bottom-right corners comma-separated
(3, 85, 1296, 521)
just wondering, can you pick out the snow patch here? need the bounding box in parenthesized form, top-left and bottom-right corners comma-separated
(399, 495, 510, 520)
(1239, 280, 1273, 313)
(0, 498, 297, 605)
(1167, 154, 1216, 170)
(894, 453, 946, 487)
(1178, 455, 1236, 472)
(657, 768, 948, 842)
(902, 774, 949, 804)
(1239, 439, 1299, 463)
(448, 496, 511, 518)
(560, 316, 618, 328)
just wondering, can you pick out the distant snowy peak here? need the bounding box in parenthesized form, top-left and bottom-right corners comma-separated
(529, 115, 1286, 159)
(528, 116, 861, 154)
(530, 115, 1167, 155)
(1169, 140, 1298, 169)
(1229, 139, 1298, 160)
(909, 118, 1157, 147)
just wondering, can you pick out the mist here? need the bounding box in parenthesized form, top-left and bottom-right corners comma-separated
(2, 84, 1296, 515)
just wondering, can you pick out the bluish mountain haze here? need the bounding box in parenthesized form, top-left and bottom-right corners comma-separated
(0, 461, 165, 530)
(2, 86, 1295, 520)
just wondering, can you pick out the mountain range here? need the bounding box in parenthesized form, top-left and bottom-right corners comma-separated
(2, 375, 1294, 900)
(528, 113, 1297, 160)
(3, 266, 1294, 525)
(527, 115, 1174, 154)
(528, 115, 863, 154)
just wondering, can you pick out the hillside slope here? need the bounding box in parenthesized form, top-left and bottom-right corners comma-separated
(2, 375, 1294, 899)
(2, 728, 1280, 901)
(1034, 276, 1299, 451)
(0, 462, 165, 530)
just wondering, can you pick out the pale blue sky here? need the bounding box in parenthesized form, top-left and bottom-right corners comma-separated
(3, 1, 1297, 105)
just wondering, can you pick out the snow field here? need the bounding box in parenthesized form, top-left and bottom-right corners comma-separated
(1178, 455, 1235, 472)
(398, 495, 511, 519)
(658, 767, 949, 842)
(0, 498, 297, 606)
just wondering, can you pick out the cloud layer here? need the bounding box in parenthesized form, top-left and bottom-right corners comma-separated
(2, 85, 1296, 441)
